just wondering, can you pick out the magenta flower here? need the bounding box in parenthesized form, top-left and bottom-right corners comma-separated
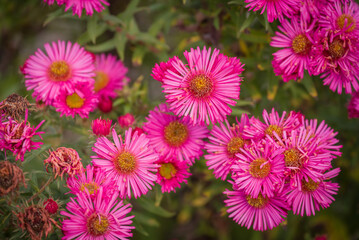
(161, 46, 244, 125)
(92, 118, 112, 137)
(22, 40, 95, 104)
(205, 114, 250, 180)
(64, 0, 110, 17)
(61, 188, 134, 239)
(244, 0, 300, 23)
(151, 57, 178, 83)
(92, 128, 159, 199)
(53, 83, 98, 118)
(348, 91, 359, 118)
(156, 156, 191, 193)
(224, 188, 289, 231)
(117, 113, 135, 128)
(143, 104, 208, 165)
(94, 54, 128, 98)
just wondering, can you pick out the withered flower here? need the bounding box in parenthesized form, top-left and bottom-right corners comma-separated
(0, 160, 26, 196)
(44, 147, 83, 179)
(17, 206, 57, 240)
(0, 94, 34, 121)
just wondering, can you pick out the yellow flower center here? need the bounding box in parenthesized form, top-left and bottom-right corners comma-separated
(227, 137, 244, 158)
(115, 151, 136, 174)
(337, 14, 356, 32)
(246, 194, 269, 208)
(301, 178, 320, 192)
(87, 214, 109, 236)
(284, 148, 302, 168)
(66, 93, 85, 109)
(164, 121, 188, 147)
(159, 163, 177, 180)
(249, 158, 271, 179)
(94, 71, 110, 92)
(329, 39, 345, 58)
(265, 125, 283, 138)
(189, 74, 213, 98)
(80, 182, 99, 195)
(292, 34, 311, 54)
(49, 60, 71, 81)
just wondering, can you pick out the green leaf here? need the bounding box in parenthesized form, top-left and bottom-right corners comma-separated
(115, 32, 127, 60)
(133, 218, 149, 237)
(133, 211, 160, 227)
(237, 13, 256, 38)
(43, 8, 65, 26)
(301, 72, 318, 98)
(137, 198, 175, 218)
(87, 15, 98, 44)
(86, 39, 116, 53)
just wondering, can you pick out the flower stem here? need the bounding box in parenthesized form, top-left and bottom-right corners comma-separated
(27, 176, 54, 204)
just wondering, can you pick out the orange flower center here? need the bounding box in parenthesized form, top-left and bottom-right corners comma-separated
(301, 178, 320, 192)
(189, 74, 213, 98)
(292, 34, 311, 54)
(164, 121, 188, 147)
(80, 182, 99, 195)
(265, 125, 283, 138)
(329, 39, 345, 58)
(87, 214, 109, 236)
(159, 163, 177, 180)
(115, 151, 136, 174)
(246, 193, 269, 208)
(337, 14, 356, 32)
(227, 137, 244, 158)
(94, 71, 110, 92)
(249, 158, 271, 179)
(49, 60, 71, 81)
(66, 93, 85, 109)
(284, 148, 302, 168)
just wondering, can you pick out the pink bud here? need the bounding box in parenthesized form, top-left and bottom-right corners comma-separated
(118, 113, 135, 128)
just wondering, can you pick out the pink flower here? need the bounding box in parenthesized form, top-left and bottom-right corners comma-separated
(53, 83, 98, 118)
(285, 168, 340, 216)
(161, 46, 244, 125)
(244, 0, 301, 23)
(0, 110, 44, 162)
(156, 156, 191, 193)
(22, 40, 95, 104)
(151, 57, 178, 83)
(43, 0, 65, 5)
(143, 104, 208, 165)
(97, 96, 113, 113)
(61, 188, 134, 239)
(64, 0, 110, 17)
(93, 54, 128, 98)
(92, 128, 159, 199)
(92, 117, 112, 137)
(296, 0, 331, 22)
(348, 91, 359, 118)
(224, 188, 289, 231)
(44, 199, 59, 215)
(117, 113, 135, 128)
(231, 143, 285, 198)
(205, 114, 250, 180)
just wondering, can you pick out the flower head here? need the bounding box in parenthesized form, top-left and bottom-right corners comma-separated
(44, 199, 59, 215)
(64, 0, 110, 17)
(118, 113, 135, 128)
(97, 96, 113, 113)
(92, 117, 112, 137)
(0, 94, 33, 121)
(0, 160, 26, 196)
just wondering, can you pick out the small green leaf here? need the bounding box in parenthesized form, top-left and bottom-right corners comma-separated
(87, 15, 98, 44)
(137, 198, 175, 218)
(115, 32, 127, 60)
(301, 72, 318, 98)
(86, 39, 116, 53)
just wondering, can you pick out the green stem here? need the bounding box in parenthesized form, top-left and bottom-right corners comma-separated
(26, 176, 54, 204)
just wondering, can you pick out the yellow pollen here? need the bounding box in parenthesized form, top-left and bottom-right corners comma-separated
(80, 182, 99, 195)
(249, 158, 271, 179)
(66, 93, 85, 109)
(302, 178, 320, 192)
(164, 121, 188, 147)
(337, 14, 356, 32)
(329, 39, 345, 58)
(227, 137, 244, 158)
(292, 34, 311, 54)
(115, 151, 136, 174)
(189, 74, 213, 98)
(159, 163, 177, 180)
(87, 214, 109, 236)
(49, 61, 71, 81)
(94, 71, 110, 92)
(246, 194, 269, 208)
(265, 125, 283, 138)
(284, 148, 302, 168)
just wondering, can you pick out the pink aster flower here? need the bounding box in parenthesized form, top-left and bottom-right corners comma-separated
(271, 16, 315, 81)
(92, 117, 112, 137)
(93, 54, 128, 98)
(156, 156, 191, 193)
(118, 113, 135, 128)
(67, 164, 117, 199)
(224, 188, 289, 231)
(22, 40, 95, 104)
(161, 46, 244, 125)
(0, 110, 44, 162)
(61, 187, 134, 240)
(92, 128, 159, 199)
(64, 0, 110, 17)
(244, 0, 301, 23)
(53, 83, 98, 118)
(286, 168, 340, 216)
(151, 57, 178, 83)
(243, 109, 302, 141)
(143, 104, 208, 165)
(231, 143, 285, 198)
(348, 91, 359, 118)
(205, 114, 250, 180)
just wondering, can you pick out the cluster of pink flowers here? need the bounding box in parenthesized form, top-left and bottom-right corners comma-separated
(269, 0, 359, 96)
(205, 109, 342, 231)
(21, 40, 128, 118)
(44, 0, 109, 17)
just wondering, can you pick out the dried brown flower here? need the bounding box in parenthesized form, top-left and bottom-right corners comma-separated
(0, 160, 26, 196)
(16, 206, 58, 240)
(44, 147, 83, 179)
(0, 94, 34, 121)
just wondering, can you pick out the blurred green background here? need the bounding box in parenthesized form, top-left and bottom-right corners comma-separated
(1, 0, 359, 239)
